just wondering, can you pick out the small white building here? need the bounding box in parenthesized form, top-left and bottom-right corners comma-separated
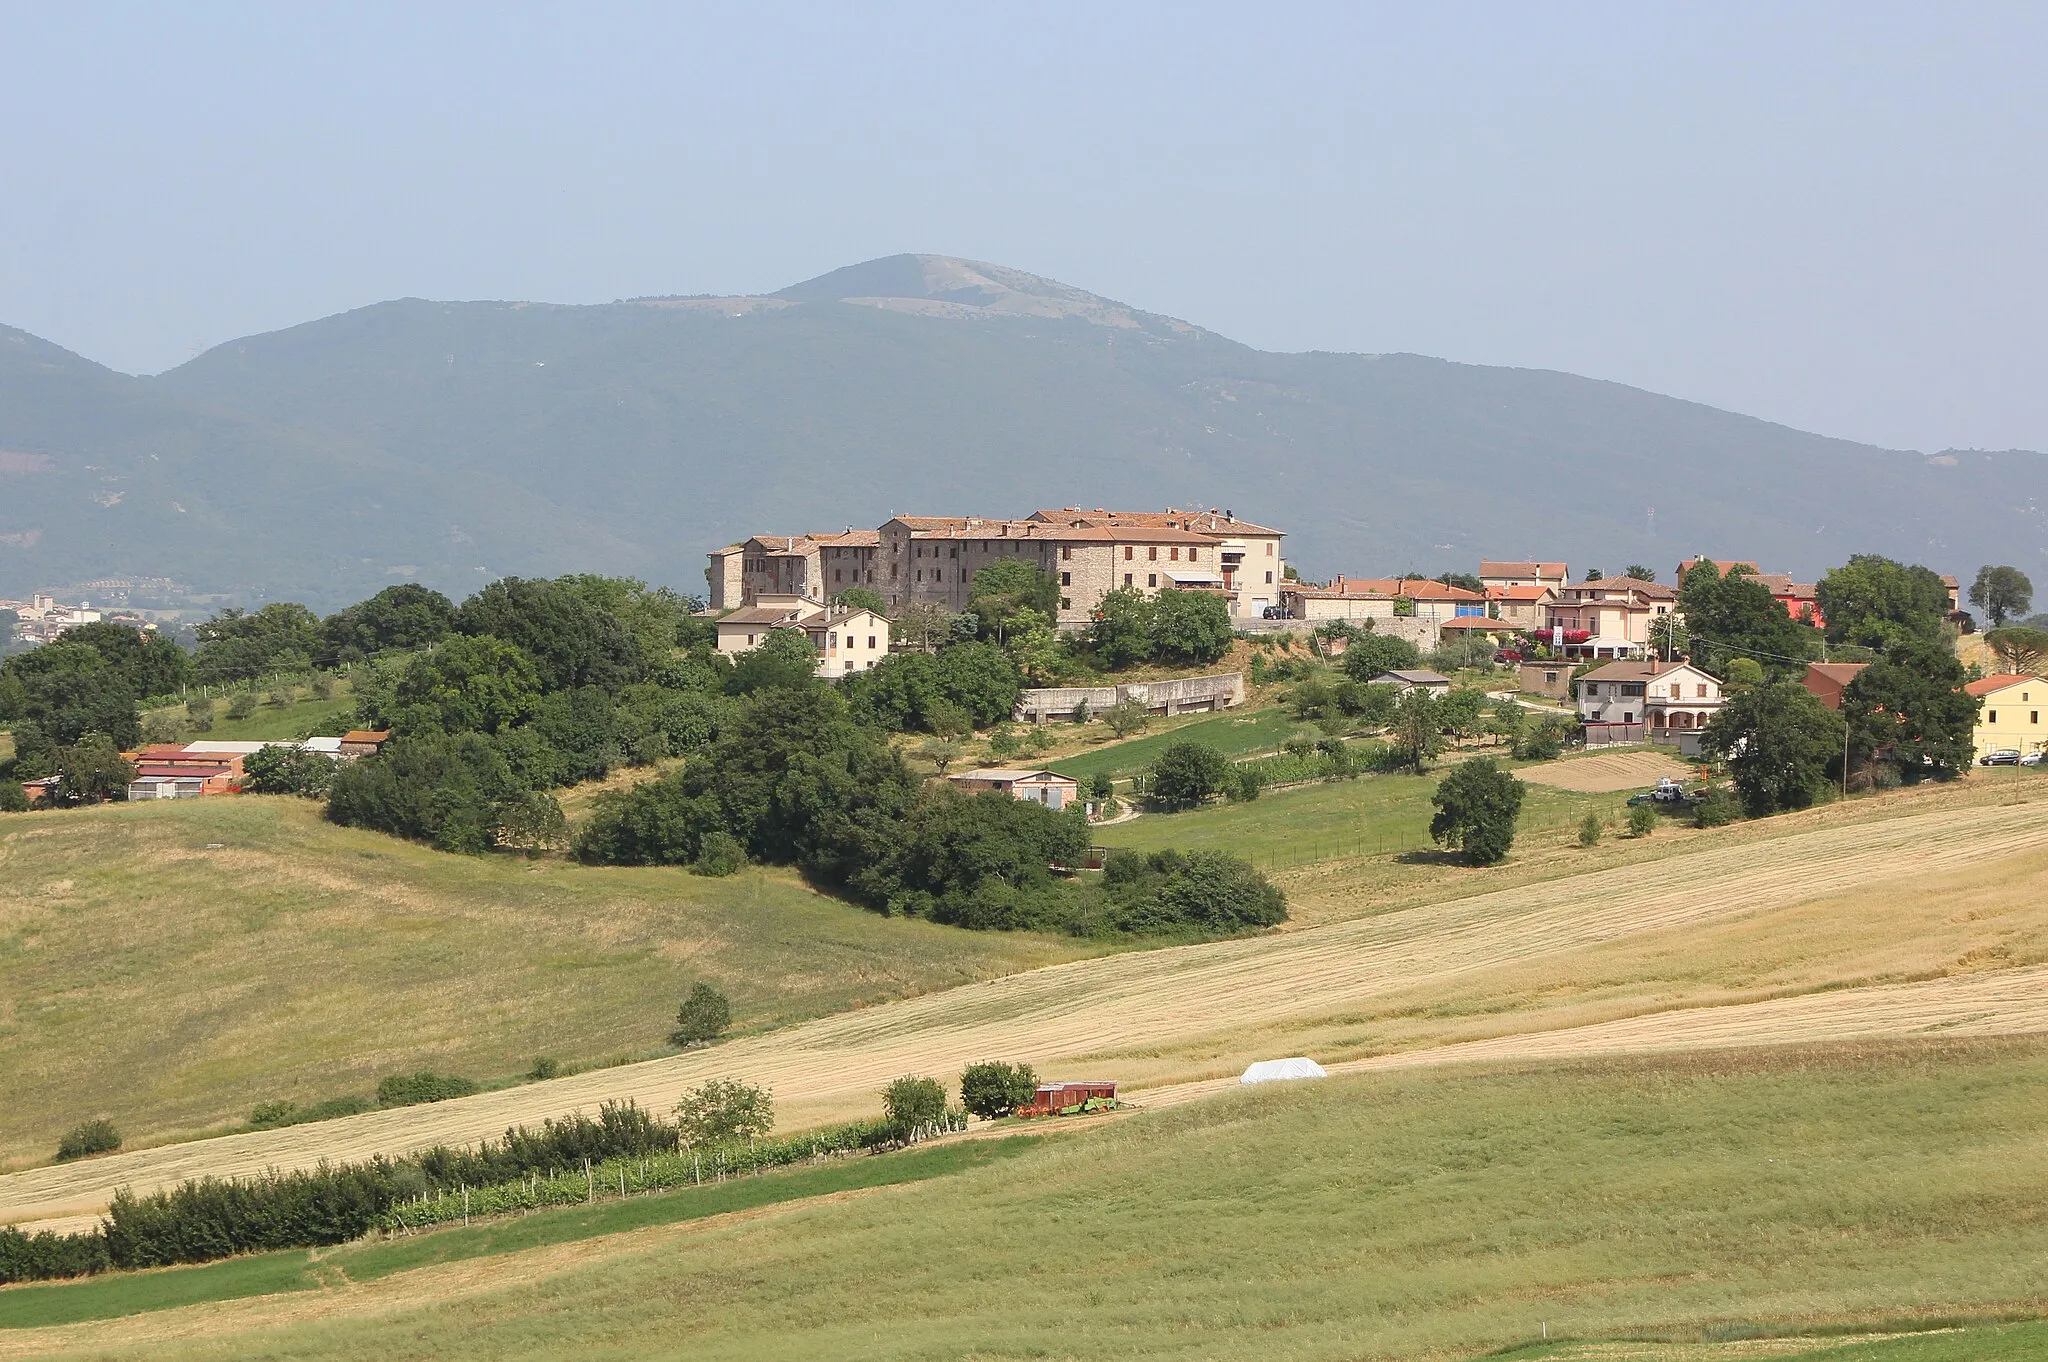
(1370, 669, 1453, 697)
(713, 595, 892, 677)
(947, 768, 1081, 811)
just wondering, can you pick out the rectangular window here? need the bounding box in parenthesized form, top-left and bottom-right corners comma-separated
(1124, 573, 1133, 586)
(1147, 573, 1157, 587)
(834, 569, 842, 583)
(1265, 571, 1273, 584)
(1989, 710, 1998, 723)
(1266, 543, 1274, 555)
(1061, 597, 1071, 610)
(1060, 571, 1071, 586)
(1062, 546, 1072, 560)
(1170, 547, 1180, 561)
(1148, 547, 1158, 561)
(1124, 546, 1133, 560)
(867, 636, 876, 649)
(950, 547, 958, 558)
(828, 632, 838, 648)
(2033, 711, 2040, 723)
(1697, 684, 1707, 698)
(916, 570, 923, 582)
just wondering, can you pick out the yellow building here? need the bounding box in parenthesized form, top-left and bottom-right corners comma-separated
(1966, 673, 2046, 759)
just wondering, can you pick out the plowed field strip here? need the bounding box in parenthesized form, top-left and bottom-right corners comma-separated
(7, 802, 2043, 1226)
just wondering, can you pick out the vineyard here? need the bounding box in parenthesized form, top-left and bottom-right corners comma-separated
(7, 780, 2044, 1234)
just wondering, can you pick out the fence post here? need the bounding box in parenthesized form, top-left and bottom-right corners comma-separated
(585, 1157, 593, 1203)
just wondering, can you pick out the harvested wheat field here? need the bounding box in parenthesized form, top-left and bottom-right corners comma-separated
(1519, 749, 1699, 792)
(8, 786, 2046, 1231)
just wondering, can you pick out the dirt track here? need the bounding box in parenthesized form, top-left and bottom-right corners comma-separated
(6, 799, 2045, 1229)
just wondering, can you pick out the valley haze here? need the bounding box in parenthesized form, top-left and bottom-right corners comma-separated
(1, 253, 2038, 609)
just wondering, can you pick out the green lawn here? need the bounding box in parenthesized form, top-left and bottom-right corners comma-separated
(1096, 761, 1626, 872)
(0, 1136, 1042, 1328)
(145, 679, 360, 743)
(56, 1037, 2048, 1360)
(0, 799, 1094, 1164)
(1047, 706, 1308, 781)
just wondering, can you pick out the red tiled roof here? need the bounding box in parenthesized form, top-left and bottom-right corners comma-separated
(1966, 673, 2041, 697)
(1480, 561, 1567, 578)
(341, 730, 390, 743)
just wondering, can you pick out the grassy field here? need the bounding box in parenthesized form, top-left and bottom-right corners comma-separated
(0, 1136, 1042, 1328)
(0, 798, 1095, 1170)
(1045, 704, 1307, 780)
(142, 678, 360, 743)
(1094, 762, 1629, 873)
(9, 774, 2043, 1231)
(10, 1038, 2046, 1361)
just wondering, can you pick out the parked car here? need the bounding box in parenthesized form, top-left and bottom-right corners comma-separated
(1627, 778, 1697, 806)
(1980, 749, 2022, 766)
(2023, 751, 2044, 767)
(1492, 648, 1526, 664)
(1262, 605, 1287, 620)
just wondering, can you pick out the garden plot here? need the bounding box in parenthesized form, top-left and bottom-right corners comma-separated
(1519, 749, 1698, 792)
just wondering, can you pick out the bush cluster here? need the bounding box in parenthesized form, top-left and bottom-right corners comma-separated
(376, 1072, 480, 1107)
(55, 1119, 121, 1162)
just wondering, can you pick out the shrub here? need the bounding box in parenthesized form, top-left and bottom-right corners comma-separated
(243, 744, 334, 798)
(140, 712, 185, 744)
(528, 1056, 562, 1081)
(1429, 757, 1527, 865)
(55, 1119, 121, 1161)
(0, 781, 28, 813)
(309, 671, 335, 700)
(670, 981, 732, 1046)
(1513, 719, 1566, 761)
(925, 699, 973, 739)
(959, 1061, 1039, 1120)
(1693, 786, 1741, 828)
(375, 1072, 478, 1107)
(1627, 803, 1657, 837)
(675, 1077, 773, 1146)
(266, 687, 293, 708)
(225, 691, 258, 720)
(692, 830, 747, 877)
(882, 1075, 949, 1134)
(1100, 848, 1287, 934)
(1102, 696, 1149, 738)
(248, 1100, 298, 1130)
(1578, 812, 1601, 847)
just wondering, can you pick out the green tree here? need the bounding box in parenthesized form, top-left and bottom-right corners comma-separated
(242, 744, 334, 798)
(59, 622, 191, 698)
(0, 642, 142, 758)
(1099, 848, 1287, 933)
(674, 1077, 773, 1146)
(1721, 657, 1765, 693)
(1985, 627, 2048, 674)
(1512, 717, 1566, 761)
(324, 731, 532, 853)
(934, 641, 1023, 727)
(1486, 697, 1525, 747)
(1842, 637, 1979, 779)
(892, 601, 952, 653)
(1623, 565, 1657, 582)
(1627, 803, 1657, 837)
(1678, 562, 1815, 679)
(1970, 566, 2034, 629)
(1816, 554, 1951, 649)
(385, 635, 543, 736)
(965, 561, 1062, 641)
(1429, 757, 1526, 864)
(52, 734, 135, 806)
(317, 584, 456, 665)
(882, 1075, 949, 1135)
(918, 736, 965, 772)
(725, 628, 821, 694)
(1339, 633, 1424, 681)
(1578, 811, 1602, 846)
(1102, 696, 1149, 737)
(837, 585, 886, 615)
(1149, 742, 1230, 808)
(1389, 688, 1444, 772)
(555, 574, 695, 663)
(1440, 571, 1483, 593)
(959, 1061, 1038, 1120)
(193, 603, 321, 685)
(670, 982, 732, 1046)
(691, 829, 746, 876)
(1149, 589, 1233, 664)
(1087, 586, 1155, 667)
(456, 577, 644, 693)
(1438, 687, 1488, 737)
(1702, 681, 1845, 815)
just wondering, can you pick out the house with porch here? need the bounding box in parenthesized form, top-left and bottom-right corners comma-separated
(1574, 660, 1724, 745)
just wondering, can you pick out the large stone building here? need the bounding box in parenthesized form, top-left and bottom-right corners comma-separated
(709, 508, 1286, 628)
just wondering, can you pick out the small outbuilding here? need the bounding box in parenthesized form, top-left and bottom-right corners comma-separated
(1239, 1057, 1328, 1085)
(1370, 669, 1452, 697)
(947, 768, 1081, 812)
(1013, 1081, 1119, 1117)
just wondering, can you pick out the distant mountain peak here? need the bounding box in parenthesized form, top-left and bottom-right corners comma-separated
(771, 253, 1211, 337)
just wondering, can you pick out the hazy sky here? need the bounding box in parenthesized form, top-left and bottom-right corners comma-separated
(3, 2, 2043, 453)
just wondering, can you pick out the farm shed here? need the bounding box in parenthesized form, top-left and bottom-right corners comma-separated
(1014, 1081, 1118, 1117)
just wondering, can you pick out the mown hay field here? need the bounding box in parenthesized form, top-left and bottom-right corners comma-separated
(8, 1038, 2047, 1361)
(0, 797, 1094, 1171)
(9, 779, 2044, 1230)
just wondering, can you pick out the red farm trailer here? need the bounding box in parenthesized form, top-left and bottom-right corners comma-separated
(1013, 1081, 1119, 1118)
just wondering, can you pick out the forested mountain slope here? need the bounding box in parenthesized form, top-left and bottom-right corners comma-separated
(3, 255, 2038, 606)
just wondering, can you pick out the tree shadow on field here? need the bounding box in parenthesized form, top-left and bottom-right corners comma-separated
(1393, 848, 1472, 867)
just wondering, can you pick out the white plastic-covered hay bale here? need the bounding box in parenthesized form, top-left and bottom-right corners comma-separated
(1239, 1057, 1327, 1085)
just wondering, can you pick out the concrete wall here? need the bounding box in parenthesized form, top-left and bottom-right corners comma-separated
(1014, 671, 1246, 723)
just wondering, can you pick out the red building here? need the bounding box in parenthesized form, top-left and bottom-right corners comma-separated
(1677, 558, 1824, 628)
(1013, 1081, 1118, 1117)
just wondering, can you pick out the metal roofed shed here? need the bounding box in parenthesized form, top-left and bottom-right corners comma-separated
(1240, 1057, 1328, 1085)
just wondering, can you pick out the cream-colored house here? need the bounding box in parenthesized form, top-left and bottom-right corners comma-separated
(1967, 674, 2044, 757)
(1547, 577, 1679, 659)
(947, 768, 1081, 811)
(1479, 561, 1569, 593)
(1575, 659, 1723, 740)
(1487, 584, 1558, 629)
(713, 596, 891, 678)
(1028, 508, 1288, 620)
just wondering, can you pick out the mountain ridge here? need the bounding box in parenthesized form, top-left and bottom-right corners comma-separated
(2, 255, 2041, 608)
